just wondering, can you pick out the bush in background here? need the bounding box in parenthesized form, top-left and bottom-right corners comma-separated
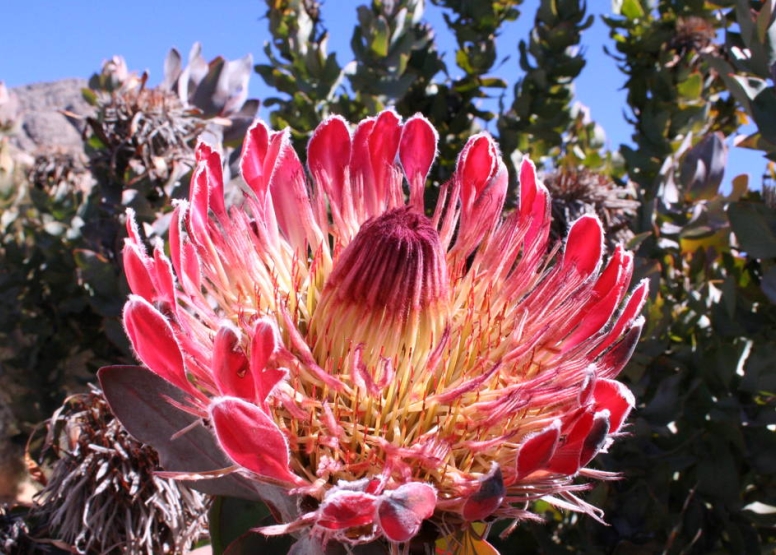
(0, 1, 774, 553)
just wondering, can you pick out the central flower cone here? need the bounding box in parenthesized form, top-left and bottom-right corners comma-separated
(311, 206, 449, 372)
(117, 111, 647, 551)
(303, 206, 450, 490)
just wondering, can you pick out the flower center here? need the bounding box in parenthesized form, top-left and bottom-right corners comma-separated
(310, 206, 449, 373)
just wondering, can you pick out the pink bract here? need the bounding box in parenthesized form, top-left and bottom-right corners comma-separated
(119, 110, 646, 549)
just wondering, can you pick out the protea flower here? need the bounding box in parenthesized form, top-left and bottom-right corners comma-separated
(118, 110, 647, 552)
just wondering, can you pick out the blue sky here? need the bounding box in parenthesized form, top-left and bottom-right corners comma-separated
(0, 0, 765, 188)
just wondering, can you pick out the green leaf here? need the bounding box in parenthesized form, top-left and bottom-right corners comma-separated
(740, 342, 776, 396)
(455, 48, 474, 74)
(751, 87, 776, 145)
(732, 131, 776, 154)
(73, 249, 122, 315)
(210, 496, 293, 555)
(677, 72, 703, 100)
(81, 87, 98, 106)
(619, 0, 645, 20)
(727, 201, 776, 258)
(730, 174, 749, 201)
(680, 132, 727, 201)
(761, 265, 776, 303)
(726, 74, 768, 107)
(696, 435, 739, 503)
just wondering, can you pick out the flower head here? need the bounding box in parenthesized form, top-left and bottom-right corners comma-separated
(544, 167, 638, 248)
(120, 111, 647, 549)
(32, 389, 209, 554)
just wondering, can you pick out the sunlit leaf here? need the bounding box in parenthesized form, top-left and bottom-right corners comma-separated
(730, 173, 749, 201)
(677, 72, 703, 100)
(679, 228, 730, 255)
(619, 0, 646, 20)
(436, 523, 499, 555)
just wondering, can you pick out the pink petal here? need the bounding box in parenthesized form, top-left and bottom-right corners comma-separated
(598, 321, 643, 379)
(590, 279, 649, 358)
(546, 411, 594, 475)
(317, 490, 378, 531)
(515, 421, 561, 479)
(454, 134, 507, 255)
(123, 243, 155, 302)
(564, 247, 632, 349)
(122, 210, 157, 302)
(250, 319, 286, 406)
(612, 279, 649, 333)
(308, 115, 351, 212)
(563, 214, 603, 278)
(376, 483, 437, 542)
(593, 379, 635, 433)
(122, 295, 190, 393)
(240, 120, 281, 241)
(269, 131, 315, 251)
(367, 111, 402, 206)
(197, 142, 226, 220)
(169, 205, 184, 275)
(579, 411, 611, 467)
(577, 370, 596, 406)
(352, 111, 402, 215)
(593, 246, 631, 300)
(169, 205, 201, 294)
(240, 120, 272, 198)
(459, 134, 497, 207)
(256, 515, 316, 538)
(188, 162, 211, 245)
(518, 158, 550, 252)
(152, 246, 176, 308)
(209, 397, 302, 485)
(212, 324, 253, 400)
(124, 207, 144, 245)
(519, 158, 537, 219)
(399, 114, 437, 211)
(250, 319, 277, 372)
(462, 464, 505, 522)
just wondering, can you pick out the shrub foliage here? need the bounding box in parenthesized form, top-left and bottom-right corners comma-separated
(0, 0, 774, 553)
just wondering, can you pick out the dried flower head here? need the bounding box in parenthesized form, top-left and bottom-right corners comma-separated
(86, 79, 205, 200)
(670, 16, 717, 55)
(32, 388, 208, 555)
(0, 504, 32, 553)
(544, 168, 638, 248)
(28, 148, 92, 198)
(116, 111, 647, 552)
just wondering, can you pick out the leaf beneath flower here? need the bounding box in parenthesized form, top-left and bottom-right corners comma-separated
(98, 365, 261, 500)
(210, 496, 294, 555)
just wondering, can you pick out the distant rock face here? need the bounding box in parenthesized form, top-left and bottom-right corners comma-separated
(9, 79, 93, 155)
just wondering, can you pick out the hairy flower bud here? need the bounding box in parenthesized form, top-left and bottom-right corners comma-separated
(311, 206, 449, 368)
